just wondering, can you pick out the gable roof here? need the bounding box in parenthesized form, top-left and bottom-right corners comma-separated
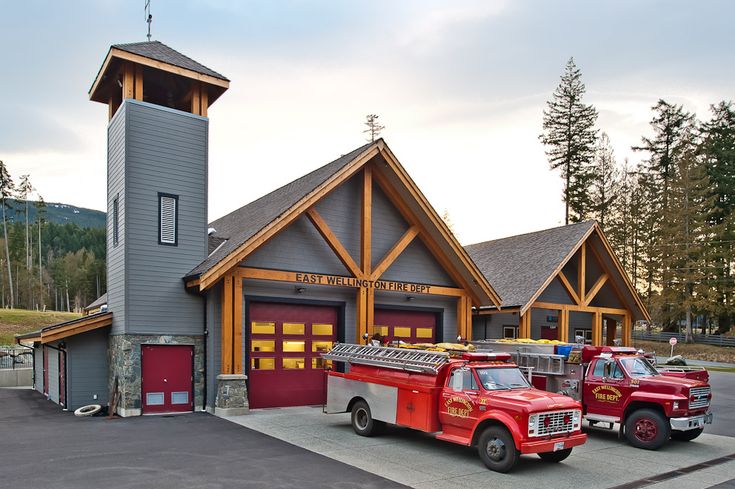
(112, 41, 229, 81)
(465, 221, 650, 321)
(84, 292, 108, 311)
(187, 139, 500, 307)
(16, 312, 113, 345)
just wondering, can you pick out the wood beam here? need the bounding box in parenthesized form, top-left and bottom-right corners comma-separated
(361, 167, 372, 276)
(578, 242, 586, 304)
(122, 62, 135, 100)
(456, 296, 466, 340)
(371, 226, 419, 280)
(622, 313, 632, 347)
(356, 287, 368, 344)
(558, 271, 581, 305)
(518, 309, 531, 339)
(475, 307, 521, 315)
(559, 307, 570, 343)
(221, 274, 234, 375)
(134, 65, 143, 101)
(191, 83, 201, 116)
(587, 243, 631, 313)
(233, 277, 243, 374)
(584, 274, 609, 306)
(306, 208, 363, 278)
(200, 88, 208, 117)
(592, 310, 603, 346)
(532, 301, 628, 316)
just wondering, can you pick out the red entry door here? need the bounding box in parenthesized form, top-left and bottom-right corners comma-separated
(374, 309, 437, 343)
(248, 302, 337, 409)
(141, 345, 193, 414)
(59, 351, 66, 407)
(43, 346, 49, 396)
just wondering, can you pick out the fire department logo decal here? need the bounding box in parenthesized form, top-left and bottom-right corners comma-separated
(591, 385, 622, 403)
(445, 396, 473, 418)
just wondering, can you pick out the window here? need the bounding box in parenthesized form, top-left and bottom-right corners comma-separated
(158, 193, 178, 245)
(448, 368, 479, 392)
(112, 196, 119, 247)
(503, 326, 518, 339)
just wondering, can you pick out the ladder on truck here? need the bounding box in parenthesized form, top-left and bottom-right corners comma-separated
(322, 343, 450, 375)
(514, 352, 565, 375)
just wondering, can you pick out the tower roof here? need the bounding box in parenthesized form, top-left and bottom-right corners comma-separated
(111, 41, 228, 81)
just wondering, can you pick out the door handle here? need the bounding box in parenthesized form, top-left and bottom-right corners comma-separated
(164, 378, 168, 383)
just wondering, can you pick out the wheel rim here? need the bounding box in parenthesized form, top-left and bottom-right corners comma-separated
(355, 408, 368, 430)
(485, 437, 507, 462)
(634, 417, 658, 442)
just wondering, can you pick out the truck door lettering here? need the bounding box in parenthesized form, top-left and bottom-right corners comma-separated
(591, 385, 622, 403)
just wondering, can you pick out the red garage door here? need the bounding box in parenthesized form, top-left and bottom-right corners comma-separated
(374, 309, 437, 343)
(248, 302, 337, 409)
(141, 345, 194, 414)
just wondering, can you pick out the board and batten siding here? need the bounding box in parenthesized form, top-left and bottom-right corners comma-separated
(66, 329, 109, 410)
(110, 100, 207, 336)
(472, 312, 519, 340)
(107, 103, 127, 334)
(34, 347, 43, 393)
(46, 346, 59, 403)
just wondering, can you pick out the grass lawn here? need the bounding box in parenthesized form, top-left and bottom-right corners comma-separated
(632, 339, 735, 364)
(0, 309, 81, 346)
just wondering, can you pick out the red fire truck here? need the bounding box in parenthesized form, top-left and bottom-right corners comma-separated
(475, 341, 713, 450)
(322, 343, 587, 473)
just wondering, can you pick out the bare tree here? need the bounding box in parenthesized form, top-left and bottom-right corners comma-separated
(0, 161, 14, 308)
(363, 114, 385, 143)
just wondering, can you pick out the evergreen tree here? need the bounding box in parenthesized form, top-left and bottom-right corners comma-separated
(540, 57, 598, 224)
(17, 174, 33, 271)
(0, 161, 14, 308)
(589, 132, 619, 228)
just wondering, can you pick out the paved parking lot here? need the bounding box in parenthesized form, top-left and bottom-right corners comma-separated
(0, 388, 406, 489)
(223, 406, 735, 489)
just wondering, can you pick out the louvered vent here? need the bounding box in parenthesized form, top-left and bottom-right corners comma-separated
(159, 194, 177, 244)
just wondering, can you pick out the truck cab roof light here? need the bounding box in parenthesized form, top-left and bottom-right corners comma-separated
(460, 352, 512, 362)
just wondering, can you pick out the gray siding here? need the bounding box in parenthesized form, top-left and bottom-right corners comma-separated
(537, 277, 574, 305)
(113, 100, 208, 335)
(382, 239, 455, 286)
(206, 283, 222, 409)
(66, 329, 109, 410)
(34, 347, 43, 393)
(314, 174, 361, 263)
(108, 104, 127, 334)
(473, 312, 519, 340)
(47, 347, 59, 403)
(243, 216, 348, 275)
(371, 184, 409, 268)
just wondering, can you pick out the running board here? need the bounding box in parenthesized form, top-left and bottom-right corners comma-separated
(436, 432, 472, 446)
(585, 414, 620, 424)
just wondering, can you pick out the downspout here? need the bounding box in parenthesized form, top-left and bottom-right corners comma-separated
(202, 294, 208, 412)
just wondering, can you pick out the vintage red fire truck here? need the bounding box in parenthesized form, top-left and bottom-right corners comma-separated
(476, 341, 713, 450)
(322, 343, 587, 473)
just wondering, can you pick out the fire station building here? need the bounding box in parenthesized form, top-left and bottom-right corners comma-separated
(17, 41, 648, 417)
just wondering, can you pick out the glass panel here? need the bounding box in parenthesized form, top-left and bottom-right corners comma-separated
(373, 326, 389, 336)
(283, 323, 305, 335)
(171, 391, 189, 405)
(252, 358, 275, 370)
(283, 358, 305, 369)
(252, 322, 275, 334)
(146, 392, 164, 406)
(416, 328, 433, 339)
(312, 358, 333, 369)
(394, 327, 411, 338)
(251, 340, 275, 352)
(283, 341, 305, 352)
(312, 323, 333, 336)
(312, 341, 332, 353)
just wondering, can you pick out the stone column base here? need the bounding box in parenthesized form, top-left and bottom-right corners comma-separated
(214, 374, 249, 416)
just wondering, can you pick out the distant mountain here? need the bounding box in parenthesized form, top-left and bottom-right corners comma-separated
(4, 199, 105, 229)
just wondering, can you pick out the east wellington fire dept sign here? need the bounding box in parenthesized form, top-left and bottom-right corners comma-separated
(295, 272, 433, 294)
(591, 385, 622, 403)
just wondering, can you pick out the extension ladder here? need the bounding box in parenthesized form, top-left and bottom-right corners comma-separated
(322, 343, 450, 374)
(514, 352, 565, 375)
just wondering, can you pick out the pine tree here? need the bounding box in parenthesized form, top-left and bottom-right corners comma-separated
(540, 57, 598, 224)
(0, 161, 14, 308)
(589, 132, 619, 228)
(700, 101, 735, 333)
(17, 175, 33, 271)
(35, 195, 46, 309)
(363, 114, 385, 143)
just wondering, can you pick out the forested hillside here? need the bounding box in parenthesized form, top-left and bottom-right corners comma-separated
(4, 199, 105, 229)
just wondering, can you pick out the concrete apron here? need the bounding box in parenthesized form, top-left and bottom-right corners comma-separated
(218, 406, 735, 489)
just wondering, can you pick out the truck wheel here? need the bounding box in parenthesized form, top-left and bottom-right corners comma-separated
(625, 409, 670, 450)
(477, 426, 519, 473)
(538, 448, 572, 463)
(351, 400, 380, 437)
(671, 428, 704, 442)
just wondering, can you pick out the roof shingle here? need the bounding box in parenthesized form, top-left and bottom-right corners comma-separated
(112, 41, 229, 81)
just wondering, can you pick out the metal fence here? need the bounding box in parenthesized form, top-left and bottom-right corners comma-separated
(632, 331, 735, 347)
(0, 348, 34, 370)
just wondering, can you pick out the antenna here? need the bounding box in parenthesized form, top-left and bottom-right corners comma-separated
(144, 0, 152, 41)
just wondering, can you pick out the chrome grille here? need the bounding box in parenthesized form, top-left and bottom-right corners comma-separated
(689, 387, 710, 409)
(530, 410, 579, 437)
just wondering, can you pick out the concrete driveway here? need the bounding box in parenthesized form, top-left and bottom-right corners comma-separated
(223, 405, 735, 489)
(0, 388, 407, 489)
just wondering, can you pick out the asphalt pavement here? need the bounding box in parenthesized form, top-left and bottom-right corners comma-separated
(0, 388, 408, 489)
(708, 371, 735, 437)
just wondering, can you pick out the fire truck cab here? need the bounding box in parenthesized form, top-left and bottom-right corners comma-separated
(324, 344, 587, 473)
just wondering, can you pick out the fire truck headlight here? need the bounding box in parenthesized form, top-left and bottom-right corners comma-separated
(573, 410, 581, 422)
(673, 401, 680, 410)
(528, 414, 537, 435)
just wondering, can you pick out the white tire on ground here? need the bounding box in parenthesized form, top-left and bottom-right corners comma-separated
(74, 404, 102, 417)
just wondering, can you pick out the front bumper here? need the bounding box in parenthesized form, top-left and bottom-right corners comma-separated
(520, 432, 588, 454)
(670, 412, 713, 431)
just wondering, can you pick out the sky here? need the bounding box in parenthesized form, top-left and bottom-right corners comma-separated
(1, 0, 733, 245)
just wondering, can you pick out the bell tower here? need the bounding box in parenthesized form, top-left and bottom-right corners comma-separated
(90, 41, 229, 416)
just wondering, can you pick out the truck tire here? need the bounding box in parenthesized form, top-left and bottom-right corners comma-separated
(351, 400, 381, 437)
(538, 448, 573, 463)
(671, 428, 704, 442)
(477, 426, 519, 473)
(625, 408, 670, 450)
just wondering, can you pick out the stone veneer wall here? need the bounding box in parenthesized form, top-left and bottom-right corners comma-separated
(109, 334, 205, 415)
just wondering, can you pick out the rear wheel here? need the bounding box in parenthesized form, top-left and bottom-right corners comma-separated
(351, 400, 381, 437)
(538, 448, 573, 463)
(625, 408, 670, 450)
(671, 428, 704, 442)
(477, 426, 519, 473)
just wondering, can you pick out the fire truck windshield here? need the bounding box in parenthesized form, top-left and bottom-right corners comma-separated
(620, 356, 659, 377)
(476, 367, 531, 391)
